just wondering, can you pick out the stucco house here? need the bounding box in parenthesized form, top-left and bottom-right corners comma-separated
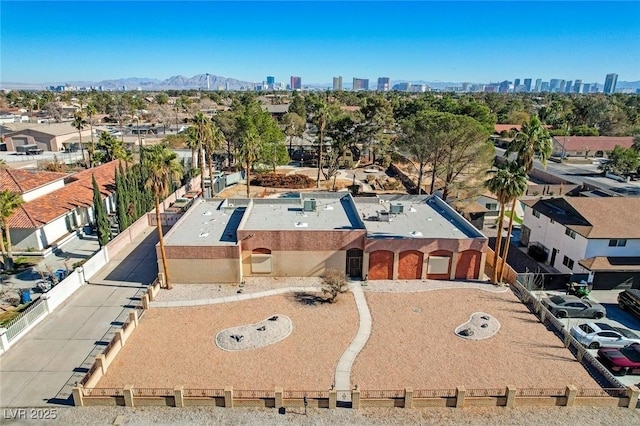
(552, 136, 634, 159)
(2, 122, 92, 152)
(521, 197, 640, 289)
(159, 193, 488, 284)
(4, 161, 118, 251)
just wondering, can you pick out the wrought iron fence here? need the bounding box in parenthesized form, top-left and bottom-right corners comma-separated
(184, 388, 225, 398)
(131, 388, 174, 397)
(361, 390, 404, 399)
(5, 299, 47, 342)
(234, 389, 275, 399)
(577, 388, 627, 398)
(80, 363, 98, 386)
(515, 388, 566, 397)
(83, 388, 124, 397)
(413, 389, 456, 398)
(467, 388, 507, 397)
(283, 390, 329, 399)
(103, 337, 117, 357)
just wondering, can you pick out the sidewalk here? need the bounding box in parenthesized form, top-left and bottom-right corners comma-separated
(0, 226, 159, 407)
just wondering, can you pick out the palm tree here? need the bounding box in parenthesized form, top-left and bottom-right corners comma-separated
(203, 124, 226, 196)
(497, 164, 528, 283)
(72, 111, 89, 167)
(191, 112, 213, 196)
(144, 144, 183, 290)
(314, 102, 329, 188)
(184, 126, 199, 173)
(505, 115, 553, 173)
(86, 103, 98, 162)
(238, 127, 260, 198)
(0, 190, 24, 270)
(484, 161, 527, 284)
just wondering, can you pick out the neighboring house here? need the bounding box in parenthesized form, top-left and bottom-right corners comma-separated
(552, 136, 634, 159)
(521, 197, 640, 289)
(2, 122, 92, 152)
(261, 104, 290, 119)
(476, 191, 525, 218)
(5, 161, 118, 250)
(159, 193, 488, 284)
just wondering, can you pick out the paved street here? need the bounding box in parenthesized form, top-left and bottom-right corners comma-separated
(0, 226, 159, 407)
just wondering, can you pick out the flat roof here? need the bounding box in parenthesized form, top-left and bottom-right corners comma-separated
(241, 194, 364, 231)
(163, 200, 244, 246)
(353, 195, 485, 240)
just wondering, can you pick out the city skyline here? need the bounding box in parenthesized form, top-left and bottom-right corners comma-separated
(1, 1, 639, 85)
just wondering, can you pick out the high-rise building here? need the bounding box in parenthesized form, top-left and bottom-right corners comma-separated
(534, 79, 542, 92)
(266, 76, 275, 87)
(573, 80, 582, 93)
(558, 80, 567, 93)
(550, 79, 562, 92)
(461, 82, 470, 92)
(333, 76, 343, 91)
(540, 82, 550, 92)
(392, 82, 411, 91)
(604, 73, 618, 94)
(524, 78, 532, 92)
(564, 81, 572, 93)
(377, 77, 390, 91)
(498, 80, 510, 93)
(353, 78, 369, 91)
(583, 83, 592, 93)
(514, 78, 521, 89)
(290, 76, 301, 90)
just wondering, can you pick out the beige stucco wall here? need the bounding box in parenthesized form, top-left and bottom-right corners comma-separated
(165, 259, 241, 284)
(241, 250, 347, 278)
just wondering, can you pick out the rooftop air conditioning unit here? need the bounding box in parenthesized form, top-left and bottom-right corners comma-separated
(390, 204, 404, 214)
(303, 199, 317, 212)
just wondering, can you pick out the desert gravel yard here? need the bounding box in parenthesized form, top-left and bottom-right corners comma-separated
(352, 288, 601, 389)
(98, 292, 358, 390)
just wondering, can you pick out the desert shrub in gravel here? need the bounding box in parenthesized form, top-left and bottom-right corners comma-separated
(322, 269, 348, 303)
(250, 173, 314, 188)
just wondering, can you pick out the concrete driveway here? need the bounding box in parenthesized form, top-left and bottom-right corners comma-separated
(0, 226, 159, 407)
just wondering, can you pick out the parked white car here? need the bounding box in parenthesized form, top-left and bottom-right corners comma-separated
(570, 322, 640, 349)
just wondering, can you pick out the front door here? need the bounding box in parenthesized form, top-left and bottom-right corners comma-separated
(346, 249, 363, 279)
(550, 248, 558, 267)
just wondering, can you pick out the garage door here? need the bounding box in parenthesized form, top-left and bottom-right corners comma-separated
(455, 250, 482, 280)
(398, 251, 423, 280)
(368, 250, 394, 280)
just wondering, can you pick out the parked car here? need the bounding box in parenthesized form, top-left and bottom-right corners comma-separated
(540, 295, 606, 319)
(618, 289, 640, 320)
(570, 322, 640, 349)
(598, 343, 640, 376)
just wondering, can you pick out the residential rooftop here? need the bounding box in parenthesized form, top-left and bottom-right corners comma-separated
(163, 199, 244, 247)
(0, 168, 67, 193)
(241, 193, 364, 232)
(353, 195, 485, 240)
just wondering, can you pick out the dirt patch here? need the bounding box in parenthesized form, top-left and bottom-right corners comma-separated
(352, 289, 600, 389)
(98, 293, 359, 389)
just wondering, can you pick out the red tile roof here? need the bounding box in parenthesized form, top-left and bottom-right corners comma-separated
(552, 136, 634, 152)
(494, 124, 521, 133)
(8, 161, 119, 229)
(0, 169, 67, 194)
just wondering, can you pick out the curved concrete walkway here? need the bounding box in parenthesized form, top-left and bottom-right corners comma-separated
(334, 282, 371, 401)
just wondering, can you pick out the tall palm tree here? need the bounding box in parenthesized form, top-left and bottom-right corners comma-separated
(315, 102, 329, 188)
(184, 126, 199, 173)
(0, 190, 24, 270)
(484, 161, 527, 284)
(505, 115, 553, 173)
(144, 144, 183, 290)
(238, 127, 260, 198)
(203, 124, 226, 196)
(86, 103, 98, 167)
(72, 111, 89, 167)
(191, 112, 213, 196)
(497, 164, 528, 283)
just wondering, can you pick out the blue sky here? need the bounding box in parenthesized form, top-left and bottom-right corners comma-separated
(1, 1, 639, 85)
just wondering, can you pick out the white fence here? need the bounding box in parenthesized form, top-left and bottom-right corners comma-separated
(3, 300, 48, 343)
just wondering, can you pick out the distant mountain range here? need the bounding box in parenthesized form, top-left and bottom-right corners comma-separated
(1, 74, 639, 92)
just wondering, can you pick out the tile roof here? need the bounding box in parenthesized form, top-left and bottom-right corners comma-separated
(579, 257, 640, 272)
(8, 161, 119, 229)
(0, 169, 68, 194)
(494, 124, 521, 133)
(552, 136, 634, 152)
(523, 197, 640, 239)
